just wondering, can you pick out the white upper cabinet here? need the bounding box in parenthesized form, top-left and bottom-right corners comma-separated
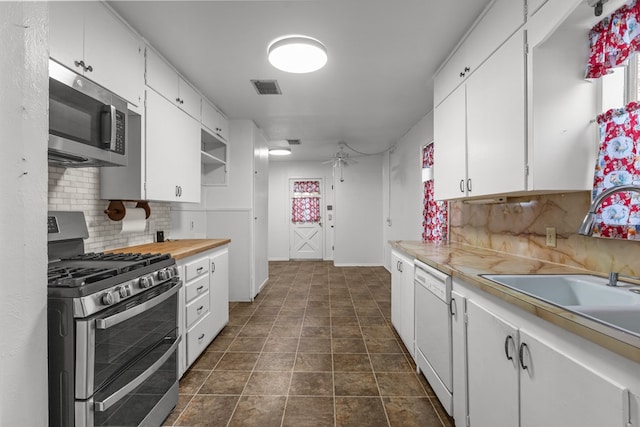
(466, 29, 526, 197)
(434, 0, 525, 107)
(527, 0, 548, 18)
(434, 29, 526, 200)
(146, 48, 201, 120)
(145, 89, 201, 203)
(50, 2, 144, 107)
(202, 99, 229, 142)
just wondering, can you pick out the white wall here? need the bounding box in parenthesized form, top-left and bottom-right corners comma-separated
(268, 155, 384, 266)
(382, 112, 434, 269)
(334, 154, 384, 266)
(0, 3, 48, 425)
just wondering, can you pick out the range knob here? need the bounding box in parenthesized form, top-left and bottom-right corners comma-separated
(118, 285, 131, 298)
(101, 290, 120, 306)
(158, 269, 168, 281)
(171, 266, 180, 277)
(139, 275, 153, 289)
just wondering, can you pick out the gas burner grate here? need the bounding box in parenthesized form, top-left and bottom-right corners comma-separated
(47, 266, 120, 287)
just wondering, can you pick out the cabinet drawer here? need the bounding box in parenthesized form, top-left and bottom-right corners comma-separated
(186, 291, 210, 328)
(186, 274, 210, 303)
(185, 257, 209, 281)
(186, 312, 211, 367)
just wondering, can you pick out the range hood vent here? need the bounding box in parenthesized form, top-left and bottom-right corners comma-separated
(287, 139, 301, 145)
(251, 80, 282, 95)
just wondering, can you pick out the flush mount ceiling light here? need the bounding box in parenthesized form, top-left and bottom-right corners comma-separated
(268, 35, 327, 73)
(269, 147, 292, 156)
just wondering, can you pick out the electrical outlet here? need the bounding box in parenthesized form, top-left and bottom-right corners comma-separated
(546, 227, 557, 247)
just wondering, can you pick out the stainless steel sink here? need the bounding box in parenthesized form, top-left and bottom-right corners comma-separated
(482, 274, 640, 337)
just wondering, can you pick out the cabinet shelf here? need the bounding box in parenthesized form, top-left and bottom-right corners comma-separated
(201, 151, 225, 166)
(201, 127, 227, 186)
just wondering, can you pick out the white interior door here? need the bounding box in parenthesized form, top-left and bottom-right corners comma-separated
(289, 179, 323, 260)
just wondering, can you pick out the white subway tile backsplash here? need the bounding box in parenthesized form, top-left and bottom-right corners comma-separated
(48, 166, 170, 252)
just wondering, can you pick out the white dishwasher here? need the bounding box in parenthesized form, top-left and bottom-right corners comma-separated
(414, 259, 453, 416)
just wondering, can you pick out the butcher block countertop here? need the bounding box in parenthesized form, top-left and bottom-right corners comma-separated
(391, 240, 640, 364)
(106, 239, 230, 260)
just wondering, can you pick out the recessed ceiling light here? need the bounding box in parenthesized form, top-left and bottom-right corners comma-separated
(268, 35, 327, 74)
(269, 147, 292, 156)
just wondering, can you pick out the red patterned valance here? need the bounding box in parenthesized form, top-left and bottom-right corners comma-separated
(293, 180, 320, 194)
(586, 0, 640, 78)
(591, 101, 640, 239)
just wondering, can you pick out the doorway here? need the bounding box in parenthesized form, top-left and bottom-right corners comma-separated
(289, 178, 324, 260)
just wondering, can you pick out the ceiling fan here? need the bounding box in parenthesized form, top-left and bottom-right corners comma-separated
(322, 142, 358, 182)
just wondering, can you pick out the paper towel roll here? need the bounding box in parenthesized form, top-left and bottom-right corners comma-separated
(120, 207, 148, 234)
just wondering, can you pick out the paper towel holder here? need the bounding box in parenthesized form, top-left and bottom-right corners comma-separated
(104, 200, 151, 221)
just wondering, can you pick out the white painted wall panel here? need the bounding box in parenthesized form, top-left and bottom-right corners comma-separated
(0, 3, 48, 425)
(382, 112, 433, 270)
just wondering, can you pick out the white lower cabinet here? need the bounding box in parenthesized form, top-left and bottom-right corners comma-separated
(177, 245, 229, 377)
(208, 247, 229, 337)
(450, 290, 467, 427)
(467, 300, 520, 427)
(390, 249, 415, 358)
(519, 329, 629, 427)
(456, 279, 634, 427)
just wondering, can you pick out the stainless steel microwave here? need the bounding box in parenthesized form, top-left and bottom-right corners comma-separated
(48, 60, 128, 167)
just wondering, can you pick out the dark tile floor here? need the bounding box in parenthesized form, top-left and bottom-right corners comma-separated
(164, 261, 454, 427)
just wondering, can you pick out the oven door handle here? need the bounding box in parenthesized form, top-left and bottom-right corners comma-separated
(95, 280, 180, 330)
(94, 336, 180, 412)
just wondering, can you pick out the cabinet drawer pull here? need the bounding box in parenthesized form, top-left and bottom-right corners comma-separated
(196, 267, 204, 273)
(518, 342, 529, 370)
(504, 335, 514, 361)
(198, 333, 205, 342)
(196, 285, 204, 293)
(197, 305, 204, 314)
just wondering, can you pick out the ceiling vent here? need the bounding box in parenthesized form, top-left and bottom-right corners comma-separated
(251, 80, 282, 95)
(287, 139, 301, 145)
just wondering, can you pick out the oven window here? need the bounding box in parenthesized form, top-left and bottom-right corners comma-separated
(93, 339, 177, 426)
(92, 282, 178, 392)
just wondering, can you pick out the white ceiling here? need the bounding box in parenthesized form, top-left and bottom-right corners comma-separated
(108, 0, 492, 162)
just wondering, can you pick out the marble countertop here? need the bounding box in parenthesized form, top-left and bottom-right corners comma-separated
(391, 240, 640, 364)
(106, 238, 230, 260)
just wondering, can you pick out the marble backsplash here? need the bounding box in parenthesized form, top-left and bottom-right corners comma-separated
(449, 192, 640, 277)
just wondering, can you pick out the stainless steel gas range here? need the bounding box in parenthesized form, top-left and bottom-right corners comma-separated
(47, 211, 181, 427)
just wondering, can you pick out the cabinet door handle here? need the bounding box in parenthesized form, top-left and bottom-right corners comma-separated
(74, 60, 85, 69)
(518, 342, 529, 370)
(211, 262, 215, 273)
(459, 179, 465, 193)
(460, 71, 465, 77)
(504, 335, 514, 361)
(85, 64, 93, 72)
(467, 178, 472, 192)
(399, 261, 403, 273)
(464, 66, 470, 73)
(449, 298, 457, 316)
